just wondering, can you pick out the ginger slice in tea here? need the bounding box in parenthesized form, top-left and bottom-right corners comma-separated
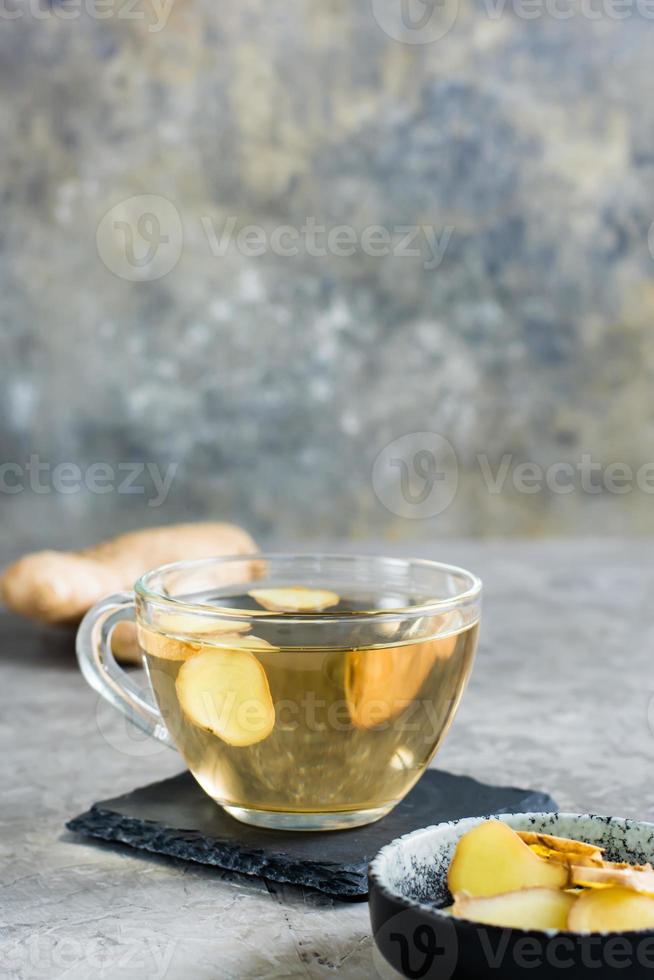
(345, 633, 458, 730)
(211, 634, 277, 652)
(138, 628, 273, 664)
(248, 587, 340, 613)
(176, 647, 275, 746)
(137, 625, 203, 662)
(138, 610, 252, 661)
(151, 611, 250, 636)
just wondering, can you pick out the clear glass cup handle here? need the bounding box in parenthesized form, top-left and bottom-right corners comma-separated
(76, 591, 174, 748)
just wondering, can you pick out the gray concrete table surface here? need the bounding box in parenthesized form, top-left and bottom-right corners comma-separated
(2, 538, 654, 979)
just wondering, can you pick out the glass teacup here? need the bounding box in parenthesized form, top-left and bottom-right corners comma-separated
(77, 554, 481, 830)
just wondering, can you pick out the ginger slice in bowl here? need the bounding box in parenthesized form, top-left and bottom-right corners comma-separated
(444, 820, 654, 933)
(176, 647, 275, 746)
(517, 831, 604, 868)
(568, 886, 654, 932)
(570, 862, 654, 896)
(453, 888, 576, 931)
(248, 587, 340, 613)
(448, 820, 568, 897)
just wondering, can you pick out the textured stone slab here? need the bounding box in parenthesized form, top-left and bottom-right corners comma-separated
(67, 769, 556, 899)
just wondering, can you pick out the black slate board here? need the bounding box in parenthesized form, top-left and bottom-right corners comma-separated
(67, 770, 556, 899)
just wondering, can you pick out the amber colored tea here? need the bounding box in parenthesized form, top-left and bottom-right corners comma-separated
(140, 588, 478, 827)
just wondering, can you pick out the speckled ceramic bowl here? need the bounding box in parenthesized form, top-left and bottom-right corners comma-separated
(369, 811, 654, 979)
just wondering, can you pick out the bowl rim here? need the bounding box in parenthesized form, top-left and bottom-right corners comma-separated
(368, 810, 654, 937)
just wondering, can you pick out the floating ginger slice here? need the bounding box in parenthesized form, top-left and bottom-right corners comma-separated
(153, 611, 250, 636)
(448, 820, 568, 898)
(346, 628, 458, 730)
(248, 587, 340, 612)
(138, 610, 252, 661)
(453, 888, 576, 931)
(517, 831, 604, 868)
(176, 647, 275, 746)
(137, 626, 202, 662)
(570, 861, 654, 896)
(138, 619, 255, 662)
(568, 886, 654, 932)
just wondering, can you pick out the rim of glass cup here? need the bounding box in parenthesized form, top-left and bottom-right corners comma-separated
(134, 553, 482, 625)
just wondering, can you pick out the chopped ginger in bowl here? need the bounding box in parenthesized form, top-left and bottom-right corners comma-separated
(445, 819, 654, 932)
(369, 811, 654, 979)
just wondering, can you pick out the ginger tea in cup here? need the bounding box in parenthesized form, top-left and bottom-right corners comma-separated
(77, 555, 481, 830)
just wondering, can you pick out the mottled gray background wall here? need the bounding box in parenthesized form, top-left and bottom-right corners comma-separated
(2, 0, 654, 550)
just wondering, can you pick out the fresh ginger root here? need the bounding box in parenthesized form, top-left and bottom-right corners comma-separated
(1, 522, 258, 663)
